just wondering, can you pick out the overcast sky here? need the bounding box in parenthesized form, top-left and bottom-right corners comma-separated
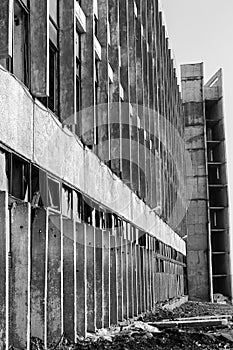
(161, 0, 233, 229)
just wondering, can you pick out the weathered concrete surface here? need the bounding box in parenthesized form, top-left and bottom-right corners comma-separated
(9, 202, 30, 349)
(63, 218, 75, 340)
(31, 208, 46, 341)
(0, 68, 33, 160)
(59, 0, 76, 123)
(181, 63, 210, 301)
(0, 0, 13, 58)
(47, 214, 61, 343)
(30, 0, 49, 96)
(0, 192, 8, 347)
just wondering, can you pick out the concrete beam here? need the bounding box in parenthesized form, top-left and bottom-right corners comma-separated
(30, 0, 49, 97)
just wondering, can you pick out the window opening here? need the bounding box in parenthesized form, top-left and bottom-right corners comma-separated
(11, 155, 29, 201)
(62, 185, 72, 218)
(48, 177, 61, 211)
(31, 166, 47, 208)
(11, 0, 30, 86)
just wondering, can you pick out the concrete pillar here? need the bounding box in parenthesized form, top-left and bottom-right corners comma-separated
(132, 229, 138, 316)
(0, 0, 13, 58)
(95, 228, 104, 329)
(30, 0, 49, 97)
(181, 63, 210, 301)
(116, 236, 123, 321)
(110, 234, 117, 324)
(0, 192, 8, 348)
(63, 218, 75, 340)
(9, 202, 30, 349)
(109, 0, 121, 177)
(80, 0, 95, 146)
(96, 0, 110, 162)
(76, 223, 87, 337)
(59, 0, 76, 124)
(136, 244, 142, 314)
(103, 229, 110, 328)
(31, 208, 46, 343)
(122, 237, 128, 319)
(86, 225, 96, 332)
(47, 213, 61, 344)
(120, 0, 131, 188)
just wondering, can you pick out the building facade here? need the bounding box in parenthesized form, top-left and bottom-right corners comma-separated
(182, 63, 232, 302)
(0, 0, 221, 349)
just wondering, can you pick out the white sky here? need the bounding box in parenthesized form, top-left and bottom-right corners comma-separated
(161, 0, 233, 232)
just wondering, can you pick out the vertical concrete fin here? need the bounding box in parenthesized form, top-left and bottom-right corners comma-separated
(59, 0, 76, 124)
(0, 0, 13, 58)
(0, 192, 8, 348)
(30, 0, 49, 97)
(9, 202, 30, 349)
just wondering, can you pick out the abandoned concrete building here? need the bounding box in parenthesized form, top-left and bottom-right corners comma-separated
(0, 0, 231, 348)
(182, 64, 232, 302)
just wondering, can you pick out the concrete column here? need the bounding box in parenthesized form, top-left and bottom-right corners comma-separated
(181, 63, 210, 301)
(109, 0, 122, 177)
(76, 223, 87, 337)
(120, 0, 131, 188)
(47, 213, 62, 344)
(0, 192, 8, 348)
(9, 202, 30, 349)
(31, 208, 46, 342)
(80, 0, 95, 146)
(30, 0, 49, 97)
(110, 234, 117, 324)
(59, 0, 76, 124)
(132, 228, 138, 316)
(116, 235, 123, 321)
(63, 217, 75, 340)
(122, 237, 128, 319)
(86, 225, 96, 332)
(96, 0, 110, 162)
(128, 0, 139, 194)
(103, 229, 110, 328)
(95, 228, 104, 329)
(0, 0, 13, 58)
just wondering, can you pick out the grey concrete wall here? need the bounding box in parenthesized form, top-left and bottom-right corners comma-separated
(181, 63, 210, 301)
(0, 65, 185, 255)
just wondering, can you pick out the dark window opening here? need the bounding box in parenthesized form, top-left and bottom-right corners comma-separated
(31, 166, 47, 208)
(48, 177, 60, 211)
(11, 0, 30, 86)
(95, 208, 100, 228)
(75, 191, 83, 222)
(138, 233, 146, 247)
(106, 212, 112, 230)
(11, 155, 29, 201)
(62, 185, 72, 218)
(48, 42, 58, 113)
(83, 196, 93, 225)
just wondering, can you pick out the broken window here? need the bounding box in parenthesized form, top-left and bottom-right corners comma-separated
(83, 196, 93, 225)
(11, 155, 29, 201)
(105, 212, 112, 230)
(11, 0, 30, 85)
(31, 165, 46, 208)
(76, 29, 82, 133)
(48, 177, 61, 211)
(39, 0, 59, 114)
(62, 185, 72, 218)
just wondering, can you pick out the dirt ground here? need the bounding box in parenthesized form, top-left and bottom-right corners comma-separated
(30, 301, 233, 350)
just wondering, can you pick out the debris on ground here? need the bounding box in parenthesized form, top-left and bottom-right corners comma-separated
(25, 301, 233, 349)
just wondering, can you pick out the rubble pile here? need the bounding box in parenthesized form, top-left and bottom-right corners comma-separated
(26, 302, 233, 349)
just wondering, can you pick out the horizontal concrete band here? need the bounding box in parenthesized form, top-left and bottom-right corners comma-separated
(0, 66, 186, 255)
